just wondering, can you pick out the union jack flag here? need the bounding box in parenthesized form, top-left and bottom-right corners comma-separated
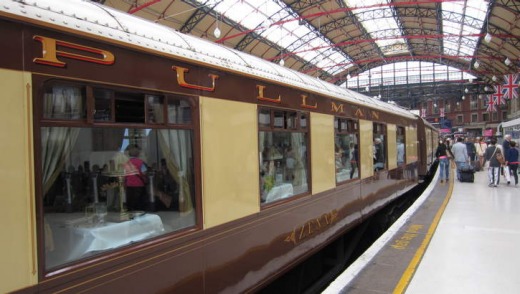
(486, 96, 497, 112)
(492, 85, 506, 105)
(503, 74, 519, 100)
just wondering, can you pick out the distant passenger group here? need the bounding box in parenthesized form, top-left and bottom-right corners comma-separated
(435, 135, 520, 187)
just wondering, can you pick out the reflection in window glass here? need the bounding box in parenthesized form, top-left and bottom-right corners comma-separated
(42, 127, 196, 270)
(147, 95, 164, 124)
(41, 84, 197, 271)
(93, 88, 113, 122)
(397, 126, 406, 166)
(258, 108, 309, 204)
(43, 85, 86, 120)
(373, 123, 386, 171)
(167, 99, 192, 124)
(335, 117, 359, 183)
(259, 109, 270, 128)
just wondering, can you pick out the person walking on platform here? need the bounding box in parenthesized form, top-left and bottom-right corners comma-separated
(435, 139, 454, 183)
(465, 137, 476, 168)
(474, 137, 487, 171)
(484, 138, 502, 187)
(451, 137, 469, 181)
(502, 134, 513, 184)
(508, 140, 519, 185)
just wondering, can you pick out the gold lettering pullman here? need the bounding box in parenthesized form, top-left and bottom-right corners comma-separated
(31, 36, 385, 122)
(172, 66, 219, 92)
(256, 85, 282, 103)
(33, 35, 115, 67)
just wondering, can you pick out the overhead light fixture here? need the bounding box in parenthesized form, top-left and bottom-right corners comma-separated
(462, 96, 465, 100)
(347, 73, 351, 80)
(279, 58, 284, 66)
(365, 86, 369, 92)
(474, 61, 479, 69)
(214, 12, 221, 38)
(465, 88, 469, 93)
(484, 32, 492, 43)
(492, 75, 497, 82)
(214, 27, 221, 38)
(505, 58, 511, 66)
(484, 86, 490, 91)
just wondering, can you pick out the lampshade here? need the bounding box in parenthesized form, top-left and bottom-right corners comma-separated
(484, 32, 492, 43)
(474, 61, 479, 69)
(505, 58, 511, 66)
(214, 27, 221, 38)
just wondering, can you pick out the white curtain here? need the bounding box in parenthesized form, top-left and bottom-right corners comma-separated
(41, 86, 82, 194)
(291, 132, 308, 188)
(151, 99, 194, 213)
(158, 130, 193, 213)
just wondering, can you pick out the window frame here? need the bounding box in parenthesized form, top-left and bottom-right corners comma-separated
(334, 116, 360, 184)
(34, 76, 202, 277)
(257, 107, 310, 206)
(396, 125, 406, 166)
(373, 122, 388, 172)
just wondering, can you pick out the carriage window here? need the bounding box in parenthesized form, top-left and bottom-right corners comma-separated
(397, 126, 406, 166)
(167, 98, 192, 124)
(258, 108, 309, 204)
(40, 82, 197, 271)
(146, 95, 164, 124)
(43, 85, 86, 120)
(334, 117, 359, 183)
(373, 123, 387, 172)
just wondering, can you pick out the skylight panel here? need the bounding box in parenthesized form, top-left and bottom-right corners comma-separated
(346, 61, 476, 88)
(205, 0, 352, 77)
(344, 0, 407, 55)
(442, 0, 489, 59)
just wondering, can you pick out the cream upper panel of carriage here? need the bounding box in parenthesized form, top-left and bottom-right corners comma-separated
(2, 0, 415, 119)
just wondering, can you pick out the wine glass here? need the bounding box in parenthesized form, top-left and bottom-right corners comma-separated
(95, 203, 107, 225)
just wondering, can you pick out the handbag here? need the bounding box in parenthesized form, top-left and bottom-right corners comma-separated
(496, 151, 505, 165)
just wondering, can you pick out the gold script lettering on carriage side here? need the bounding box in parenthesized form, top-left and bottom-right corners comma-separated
(284, 210, 339, 245)
(33, 36, 115, 67)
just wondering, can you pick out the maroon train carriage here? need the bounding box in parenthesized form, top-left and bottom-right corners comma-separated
(0, 1, 437, 293)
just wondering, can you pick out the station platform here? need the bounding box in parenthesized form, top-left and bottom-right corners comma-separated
(323, 166, 520, 294)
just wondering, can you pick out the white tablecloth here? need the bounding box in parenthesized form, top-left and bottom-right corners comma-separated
(264, 183, 294, 202)
(46, 213, 164, 268)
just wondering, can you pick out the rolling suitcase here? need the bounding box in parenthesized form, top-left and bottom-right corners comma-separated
(459, 165, 475, 183)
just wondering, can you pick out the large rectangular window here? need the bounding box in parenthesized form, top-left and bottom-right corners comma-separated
(373, 123, 387, 171)
(258, 108, 309, 204)
(40, 82, 198, 271)
(397, 126, 406, 166)
(334, 117, 359, 183)
(470, 96, 478, 110)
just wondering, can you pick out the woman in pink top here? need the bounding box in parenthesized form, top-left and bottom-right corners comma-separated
(125, 145, 148, 211)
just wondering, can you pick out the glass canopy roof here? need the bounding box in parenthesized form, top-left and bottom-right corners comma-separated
(203, 0, 489, 86)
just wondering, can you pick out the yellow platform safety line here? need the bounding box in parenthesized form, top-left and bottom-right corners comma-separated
(393, 171, 454, 294)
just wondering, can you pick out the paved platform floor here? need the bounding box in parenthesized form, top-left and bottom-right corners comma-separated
(324, 166, 520, 294)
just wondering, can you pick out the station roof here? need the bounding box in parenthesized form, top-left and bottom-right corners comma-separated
(99, 0, 519, 88)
